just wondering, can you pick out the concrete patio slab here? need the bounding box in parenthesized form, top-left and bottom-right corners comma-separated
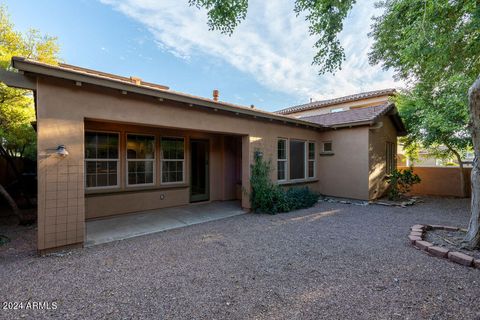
(85, 200, 245, 246)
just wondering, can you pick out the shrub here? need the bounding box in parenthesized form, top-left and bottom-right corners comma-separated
(386, 168, 421, 200)
(249, 153, 320, 214)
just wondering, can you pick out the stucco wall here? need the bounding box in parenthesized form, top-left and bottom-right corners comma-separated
(36, 76, 325, 250)
(317, 127, 370, 200)
(368, 115, 398, 199)
(83, 121, 242, 219)
(398, 166, 471, 198)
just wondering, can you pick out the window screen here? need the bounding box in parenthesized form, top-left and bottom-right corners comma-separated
(289, 140, 305, 180)
(127, 134, 155, 185)
(161, 137, 185, 183)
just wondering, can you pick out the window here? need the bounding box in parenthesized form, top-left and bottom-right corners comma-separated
(322, 141, 333, 153)
(289, 140, 306, 180)
(127, 134, 155, 186)
(277, 139, 287, 181)
(161, 137, 185, 183)
(85, 132, 119, 189)
(308, 142, 315, 178)
(386, 141, 396, 174)
(331, 107, 344, 113)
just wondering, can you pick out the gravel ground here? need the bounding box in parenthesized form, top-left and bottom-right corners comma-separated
(1, 197, 480, 319)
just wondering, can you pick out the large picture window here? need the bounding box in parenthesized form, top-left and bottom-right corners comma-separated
(277, 139, 287, 181)
(85, 132, 119, 189)
(308, 142, 315, 178)
(289, 140, 306, 180)
(161, 137, 185, 183)
(127, 134, 155, 186)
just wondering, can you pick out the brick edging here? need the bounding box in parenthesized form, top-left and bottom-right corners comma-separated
(408, 224, 480, 269)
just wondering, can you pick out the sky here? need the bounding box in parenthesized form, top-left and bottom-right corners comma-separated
(4, 0, 400, 112)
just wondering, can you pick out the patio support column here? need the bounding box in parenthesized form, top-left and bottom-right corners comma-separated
(37, 90, 85, 252)
(241, 135, 251, 210)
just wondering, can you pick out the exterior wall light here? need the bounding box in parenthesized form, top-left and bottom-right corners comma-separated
(55, 145, 69, 158)
(254, 150, 263, 159)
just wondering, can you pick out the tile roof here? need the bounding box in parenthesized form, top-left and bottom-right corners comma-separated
(10, 57, 325, 130)
(299, 103, 393, 127)
(276, 89, 396, 115)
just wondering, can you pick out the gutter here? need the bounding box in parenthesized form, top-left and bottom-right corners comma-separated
(11, 57, 326, 131)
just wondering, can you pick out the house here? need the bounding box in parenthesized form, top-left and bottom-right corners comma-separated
(276, 89, 406, 200)
(0, 57, 406, 252)
(397, 143, 474, 167)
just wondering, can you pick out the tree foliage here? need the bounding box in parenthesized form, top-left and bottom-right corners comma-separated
(396, 74, 472, 161)
(250, 154, 319, 214)
(369, 0, 479, 83)
(0, 6, 59, 160)
(189, 0, 356, 74)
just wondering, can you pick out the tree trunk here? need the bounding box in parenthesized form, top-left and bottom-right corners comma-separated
(464, 76, 480, 248)
(0, 183, 21, 218)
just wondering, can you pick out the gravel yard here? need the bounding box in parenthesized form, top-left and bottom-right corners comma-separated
(1, 197, 480, 319)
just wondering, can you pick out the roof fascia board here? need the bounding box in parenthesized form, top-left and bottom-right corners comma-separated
(12, 58, 323, 130)
(329, 120, 373, 129)
(0, 69, 36, 90)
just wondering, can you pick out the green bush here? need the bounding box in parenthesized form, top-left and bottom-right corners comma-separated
(249, 153, 320, 214)
(385, 168, 421, 200)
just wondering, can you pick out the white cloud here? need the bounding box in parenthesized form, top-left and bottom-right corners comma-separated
(100, 0, 401, 104)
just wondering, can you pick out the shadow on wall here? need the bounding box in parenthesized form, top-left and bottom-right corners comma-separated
(369, 142, 388, 200)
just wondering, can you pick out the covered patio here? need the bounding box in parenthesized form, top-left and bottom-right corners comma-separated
(86, 200, 245, 246)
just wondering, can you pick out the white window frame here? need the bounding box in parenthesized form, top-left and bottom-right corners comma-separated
(289, 139, 307, 181)
(126, 133, 156, 187)
(308, 141, 316, 178)
(85, 130, 120, 191)
(160, 136, 185, 185)
(277, 138, 288, 182)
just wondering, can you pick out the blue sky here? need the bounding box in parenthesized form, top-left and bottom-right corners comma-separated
(4, 0, 400, 111)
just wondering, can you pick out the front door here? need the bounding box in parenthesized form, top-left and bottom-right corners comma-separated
(190, 139, 209, 202)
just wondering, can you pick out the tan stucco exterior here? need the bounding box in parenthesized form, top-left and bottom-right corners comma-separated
(316, 127, 370, 199)
(2, 58, 404, 252)
(368, 115, 398, 199)
(35, 76, 324, 251)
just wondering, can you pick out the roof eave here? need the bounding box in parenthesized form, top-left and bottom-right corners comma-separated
(11, 57, 325, 131)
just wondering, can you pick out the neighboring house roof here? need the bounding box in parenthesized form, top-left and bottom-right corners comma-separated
(276, 89, 396, 115)
(8, 57, 326, 131)
(299, 103, 407, 135)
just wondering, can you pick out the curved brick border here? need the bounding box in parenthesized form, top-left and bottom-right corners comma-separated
(408, 224, 480, 269)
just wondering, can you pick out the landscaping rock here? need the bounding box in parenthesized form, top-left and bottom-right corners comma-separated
(410, 231, 423, 237)
(408, 235, 422, 244)
(427, 246, 449, 258)
(415, 240, 433, 251)
(474, 259, 480, 269)
(412, 224, 425, 230)
(448, 251, 474, 267)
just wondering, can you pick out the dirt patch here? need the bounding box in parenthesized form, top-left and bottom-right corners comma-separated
(425, 229, 480, 260)
(0, 223, 37, 260)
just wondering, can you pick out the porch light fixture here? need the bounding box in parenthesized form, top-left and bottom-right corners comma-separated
(55, 145, 69, 158)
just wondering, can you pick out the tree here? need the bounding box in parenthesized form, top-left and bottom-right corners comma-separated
(396, 75, 472, 197)
(189, 0, 356, 74)
(0, 6, 59, 219)
(190, 0, 480, 247)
